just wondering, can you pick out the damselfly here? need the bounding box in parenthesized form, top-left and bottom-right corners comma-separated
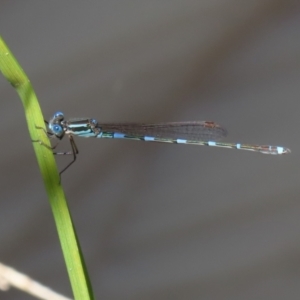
(35, 112, 291, 176)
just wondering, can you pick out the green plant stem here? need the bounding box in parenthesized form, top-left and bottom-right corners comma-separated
(0, 36, 93, 300)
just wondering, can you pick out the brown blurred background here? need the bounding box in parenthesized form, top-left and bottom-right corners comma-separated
(0, 1, 299, 299)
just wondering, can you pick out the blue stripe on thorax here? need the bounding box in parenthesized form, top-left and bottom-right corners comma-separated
(67, 124, 97, 137)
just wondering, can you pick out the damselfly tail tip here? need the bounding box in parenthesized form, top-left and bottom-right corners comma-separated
(258, 145, 291, 155)
(272, 146, 291, 155)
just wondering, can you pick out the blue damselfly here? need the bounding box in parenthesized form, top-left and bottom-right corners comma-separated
(35, 112, 291, 176)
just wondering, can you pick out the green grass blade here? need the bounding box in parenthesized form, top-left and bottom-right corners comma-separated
(0, 36, 94, 300)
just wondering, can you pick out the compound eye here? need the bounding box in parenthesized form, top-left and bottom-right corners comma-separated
(50, 124, 64, 137)
(54, 111, 64, 121)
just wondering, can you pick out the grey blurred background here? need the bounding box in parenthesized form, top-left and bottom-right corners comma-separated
(0, 1, 299, 299)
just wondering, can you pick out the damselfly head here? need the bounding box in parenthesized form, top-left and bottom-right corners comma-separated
(48, 111, 66, 138)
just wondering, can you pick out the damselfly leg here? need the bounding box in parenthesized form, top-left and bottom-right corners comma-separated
(33, 121, 79, 178)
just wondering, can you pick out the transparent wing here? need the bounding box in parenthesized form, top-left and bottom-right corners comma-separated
(98, 121, 227, 141)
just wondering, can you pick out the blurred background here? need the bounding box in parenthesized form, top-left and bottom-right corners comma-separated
(0, 1, 299, 299)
